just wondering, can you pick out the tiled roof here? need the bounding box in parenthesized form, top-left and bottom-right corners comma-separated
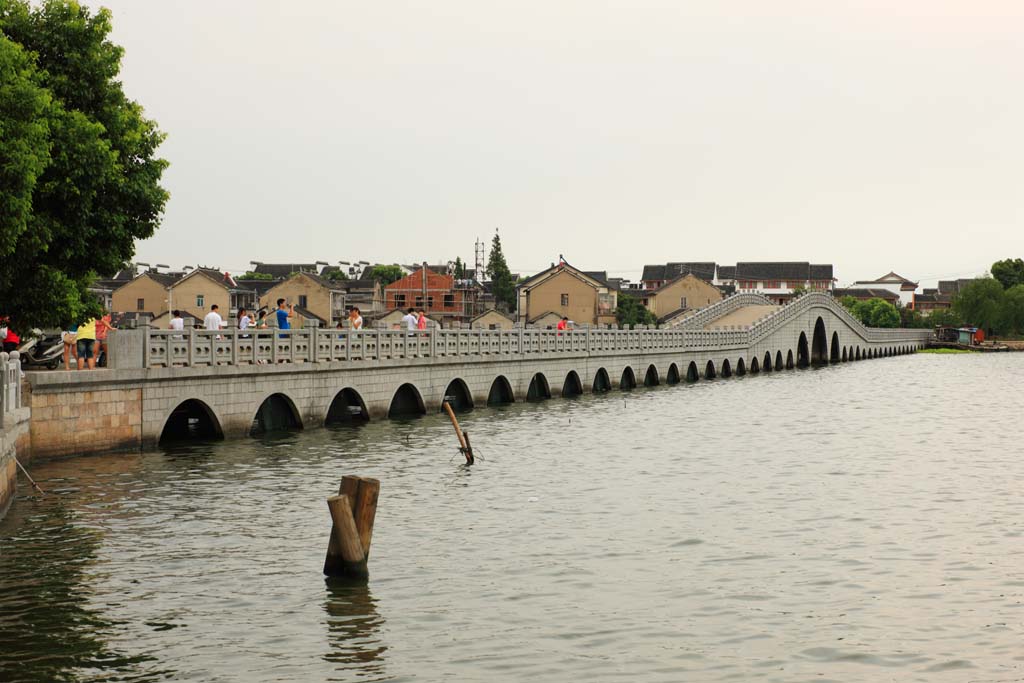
(833, 288, 899, 301)
(253, 263, 318, 278)
(234, 279, 279, 295)
(144, 271, 179, 288)
(642, 262, 716, 283)
(717, 265, 736, 280)
(731, 262, 834, 281)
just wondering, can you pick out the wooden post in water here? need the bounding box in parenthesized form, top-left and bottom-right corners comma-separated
(442, 400, 474, 465)
(324, 476, 380, 579)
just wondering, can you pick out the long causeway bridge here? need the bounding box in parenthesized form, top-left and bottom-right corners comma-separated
(22, 292, 932, 459)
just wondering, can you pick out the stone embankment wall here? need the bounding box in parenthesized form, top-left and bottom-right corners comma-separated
(1, 352, 31, 519)
(28, 384, 142, 460)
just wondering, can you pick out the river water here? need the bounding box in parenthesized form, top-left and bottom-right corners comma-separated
(1, 353, 1022, 682)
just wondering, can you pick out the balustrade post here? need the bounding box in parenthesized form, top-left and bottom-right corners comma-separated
(187, 323, 195, 367)
(231, 326, 239, 365)
(430, 328, 437, 358)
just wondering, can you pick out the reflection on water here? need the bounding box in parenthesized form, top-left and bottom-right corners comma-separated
(323, 580, 387, 674)
(1, 353, 1024, 681)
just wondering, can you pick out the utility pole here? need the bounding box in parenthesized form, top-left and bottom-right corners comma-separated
(475, 238, 485, 282)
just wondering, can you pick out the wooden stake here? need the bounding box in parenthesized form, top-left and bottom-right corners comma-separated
(442, 400, 474, 465)
(324, 476, 362, 575)
(326, 494, 367, 578)
(14, 456, 44, 496)
(352, 478, 380, 557)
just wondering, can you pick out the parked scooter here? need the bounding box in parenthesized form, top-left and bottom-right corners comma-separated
(17, 329, 65, 370)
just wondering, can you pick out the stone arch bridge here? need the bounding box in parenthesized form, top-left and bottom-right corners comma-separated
(25, 292, 931, 458)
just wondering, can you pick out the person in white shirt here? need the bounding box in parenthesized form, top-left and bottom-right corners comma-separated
(169, 310, 184, 331)
(203, 304, 224, 331)
(349, 307, 363, 330)
(401, 307, 418, 331)
(238, 307, 252, 330)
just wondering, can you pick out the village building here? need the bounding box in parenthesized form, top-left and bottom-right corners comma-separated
(111, 271, 180, 318)
(716, 262, 835, 304)
(913, 279, 976, 315)
(843, 272, 918, 307)
(638, 273, 723, 322)
(335, 279, 385, 317)
(384, 266, 482, 325)
(470, 309, 515, 330)
(168, 269, 257, 321)
(260, 272, 347, 327)
(640, 262, 717, 290)
(516, 263, 618, 327)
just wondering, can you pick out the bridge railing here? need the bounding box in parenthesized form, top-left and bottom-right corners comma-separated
(748, 292, 933, 345)
(140, 312, 931, 370)
(673, 292, 774, 330)
(0, 352, 22, 430)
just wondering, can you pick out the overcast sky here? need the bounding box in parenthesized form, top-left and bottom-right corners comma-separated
(93, 0, 1022, 287)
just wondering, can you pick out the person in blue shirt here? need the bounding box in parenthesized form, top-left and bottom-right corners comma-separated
(276, 298, 293, 334)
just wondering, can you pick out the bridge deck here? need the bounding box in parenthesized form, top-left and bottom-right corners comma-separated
(705, 305, 780, 329)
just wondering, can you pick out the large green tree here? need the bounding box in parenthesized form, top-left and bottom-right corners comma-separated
(839, 296, 900, 328)
(991, 258, 1024, 290)
(365, 264, 404, 285)
(615, 292, 657, 328)
(0, 0, 168, 329)
(952, 277, 1004, 333)
(486, 230, 515, 311)
(1000, 284, 1024, 336)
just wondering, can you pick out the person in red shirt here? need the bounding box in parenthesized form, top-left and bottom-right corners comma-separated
(556, 317, 568, 333)
(2, 319, 19, 353)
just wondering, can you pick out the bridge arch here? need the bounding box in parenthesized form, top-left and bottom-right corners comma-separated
(325, 388, 369, 425)
(736, 358, 746, 376)
(389, 383, 426, 418)
(786, 350, 795, 369)
(666, 363, 680, 385)
(562, 370, 583, 398)
(160, 398, 224, 444)
(620, 367, 637, 391)
(775, 350, 784, 371)
(442, 378, 474, 413)
(643, 365, 659, 387)
(721, 358, 732, 378)
(830, 331, 840, 363)
(750, 356, 760, 374)
(487, 375, 515, 405)
(252, 392, 303, 434)
(855, 347, 861, 360)
(527, 373, 551, 401)
(763, 351, 772, 372)
(809, 318, 828, 366)
(797, 333, 810, 368)
(593, 368, 612, 393)
(841, 347, 847, 362)
(704, 360, 717, 380)
(686, 362, 699, 383)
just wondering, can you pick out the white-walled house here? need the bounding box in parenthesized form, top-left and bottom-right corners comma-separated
(843, 272, 918, 307)
(715, 263, 835, 304)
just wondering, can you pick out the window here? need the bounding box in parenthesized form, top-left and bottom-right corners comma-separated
(394, 294, 406, 307)
(414, 296, 424, 308)
(137, 298, 145, 311)
(196, 294, 204, 307)
(427, 296, 434, 308)
(739, 281, 757, 290)
(560, 293, 569, 306)
(443, 294, 455, 308)
(763, 281, 781, 289)
(298, 295, 308, 308)
(680, 296, 687, 309)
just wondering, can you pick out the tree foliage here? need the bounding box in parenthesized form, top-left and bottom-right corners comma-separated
(0, 0, 168, 329)
(486, 231, 515, 311)
(839, 296, 900, 328)
(453, 256, 465, 279)
(952, 277, 1004, 333)
(238, 271, 275, 281)
(925, 307, 963, 328)
(615, 292, 657, 328)
(365, 264, 404, 285)
(991, 258, 1024, 290)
